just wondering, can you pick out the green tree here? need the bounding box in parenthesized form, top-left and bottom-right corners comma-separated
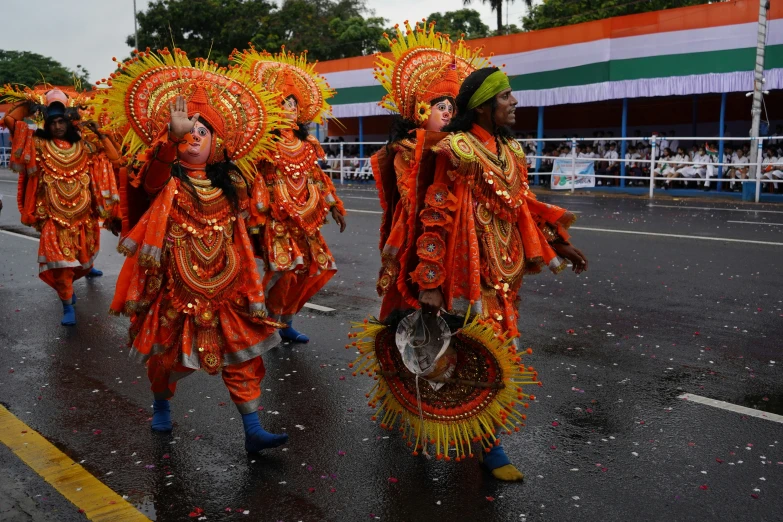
(253, 0, 386, 60)
(522, 0, 715, 31)
(131, 0, 387, 63)
(130, 0, 277, 64)
(0, 50, 90, 87)
(426, 9, 490, 40)
(462, 0, 528, 35)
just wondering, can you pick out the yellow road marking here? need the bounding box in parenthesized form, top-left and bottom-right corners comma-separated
(0, 405, 149, 521)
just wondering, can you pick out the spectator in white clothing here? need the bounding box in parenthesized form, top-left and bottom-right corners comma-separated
(726, 148, 749, 191)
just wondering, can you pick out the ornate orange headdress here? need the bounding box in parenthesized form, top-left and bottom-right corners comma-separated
(374, 20, 491, 125)
(92, 48, 287, 181)
(231, 46, 334, 125)
(0, 83, 95, 124)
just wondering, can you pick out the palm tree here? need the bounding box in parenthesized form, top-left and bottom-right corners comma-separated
(463, 0, 532, 34)
(462, 0, 533, 34)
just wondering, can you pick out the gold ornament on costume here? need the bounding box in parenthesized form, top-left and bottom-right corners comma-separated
(374, 20, 491, 124)
(92, 48, 287, 183)
(231, 46, 334, 125)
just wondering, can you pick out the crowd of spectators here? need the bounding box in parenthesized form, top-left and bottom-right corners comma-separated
(516, 125, 783, 192)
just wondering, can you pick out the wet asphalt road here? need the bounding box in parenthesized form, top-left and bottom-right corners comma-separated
(0, 170, 782, 522)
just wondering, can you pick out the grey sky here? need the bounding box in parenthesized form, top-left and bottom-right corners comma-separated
(0, 0, 527, 83)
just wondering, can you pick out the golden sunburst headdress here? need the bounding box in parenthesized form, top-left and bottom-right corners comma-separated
(374, 20, 492, 124)
(231, 46, 334, 125)
(91, 48, 287, 182)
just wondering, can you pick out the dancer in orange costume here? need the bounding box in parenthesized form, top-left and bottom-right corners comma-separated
(352, 65, 589, 483)
(415, 67, 588, 479)
(1, 86, 120, 326)
(98, 49, 289, 452)
(233, 48, 346, 343)
(370, 21, 489, 320)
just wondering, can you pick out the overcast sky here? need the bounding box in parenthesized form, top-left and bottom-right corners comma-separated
(0, 0, 528, 83)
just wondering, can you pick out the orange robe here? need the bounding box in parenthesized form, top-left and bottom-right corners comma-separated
(110, 140, 280, 412)
(249, 131, 345, 322)
(382, 125, 576, 339)
(371, 138, 419, 319)
(6, 113, 119, 301)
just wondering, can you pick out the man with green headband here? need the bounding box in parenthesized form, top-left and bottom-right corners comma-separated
(409, 67, 589, 481)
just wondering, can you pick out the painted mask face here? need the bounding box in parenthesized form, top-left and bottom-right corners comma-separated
(283, 95, 299, 123)
(425, 99, 454, 131)
(178, 120, 212, 165)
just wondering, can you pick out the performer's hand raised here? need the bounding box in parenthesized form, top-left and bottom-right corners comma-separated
(331, 207, 346, 233)
(169, 95, 199, 139)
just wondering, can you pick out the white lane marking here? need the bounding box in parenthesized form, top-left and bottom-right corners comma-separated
(571, 226, 783, 246)
(0, 179, 17, 183)
(345, 208, 582, 215)
(303, 302, 336, 312)
(0, 229, 38, 242)
(679, 393, 783, 424)
(346, 208, 382, 214)
(727, 220, 783, 226)
(342, 196, 379, 200)
(649, 204, 783, 214)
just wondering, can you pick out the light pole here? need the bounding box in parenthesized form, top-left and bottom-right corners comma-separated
(133, 0, 139, 50)
(746, 0, 770, 201)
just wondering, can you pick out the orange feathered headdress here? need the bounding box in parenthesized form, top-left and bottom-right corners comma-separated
(374, 20, 492, 124)
(232, 46, 334, 125)
(92, 48, 287, 182)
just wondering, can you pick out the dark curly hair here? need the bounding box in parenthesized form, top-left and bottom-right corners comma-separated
(443, 67, 514, 165)
(34, 114, 82, 144)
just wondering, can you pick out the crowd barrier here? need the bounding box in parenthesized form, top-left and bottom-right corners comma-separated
(319, 136, 783, 203)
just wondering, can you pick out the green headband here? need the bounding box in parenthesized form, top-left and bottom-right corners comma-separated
(466, 70, 511, 111)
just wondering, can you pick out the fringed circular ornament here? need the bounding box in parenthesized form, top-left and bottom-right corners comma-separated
(349, 310, 540, 461)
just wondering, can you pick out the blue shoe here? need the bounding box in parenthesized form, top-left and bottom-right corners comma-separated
(279, 321, 309, 343)
(61, 304, 76, 326)
(151, 399, 173, 432)
(71, 292, 77, 305)
(242, 412, 288, 452)
(86, 267, 103, 278)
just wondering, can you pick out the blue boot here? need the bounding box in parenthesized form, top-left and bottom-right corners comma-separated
(71, 292, 77, 305)
(61, 301, 76, 326)
(86, 267, 103, 278)
(151, 399, 173, 432)
(279, 321, 309, 343)
(243, 412, 288, 452)
(479, 444, 524, 481)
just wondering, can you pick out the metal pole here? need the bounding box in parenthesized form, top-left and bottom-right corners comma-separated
(133, 0, 139, 50)
(620, 98, 628, 187)
(747, 0, 770, 199)
(648, 136, 657, 199)
(755, 137, 763, 202)
(358, 116, 364, 159)
(717, 92, 726, 190)
(535, 106, 544, 185)
(570, 138, 576, 194)
(339, 141, 344, 185)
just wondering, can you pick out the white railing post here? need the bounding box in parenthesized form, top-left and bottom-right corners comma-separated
(339, 142, 344, 185)
(570, 138, 577, 194)
(755, 137, 763, 203)
(648, 136, 657, 199)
